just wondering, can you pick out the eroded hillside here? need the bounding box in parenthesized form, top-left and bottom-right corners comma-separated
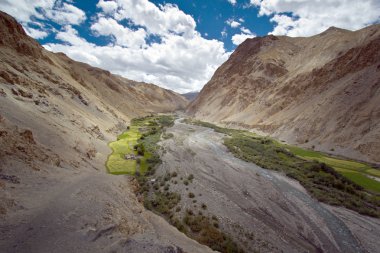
(187, 25, 380, 164)
(0, 11, 217, 253)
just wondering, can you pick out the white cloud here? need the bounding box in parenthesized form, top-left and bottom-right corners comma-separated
(0, 0, 86, 39)
(91, 17, 146, 48)
(96, 0, 118, 14)
(44, 2, 86, 25)
(227, 0, 237, 5)
(46, 20, 229, 93)
(0, 0, 55, 23)
(56, 25, 90, 46)
(1, 0, 231, 93)
(111, 0, 196, 38)
(240, 27, 252, 34)
(250, 0, 380, 37)
(232, 24, 256, 46)
(226, 19, 241, 28)
(231, 33, 256, 45)
(24, 26, 48, 39)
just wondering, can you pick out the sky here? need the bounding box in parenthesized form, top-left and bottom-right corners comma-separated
(0, 0, 379, 93)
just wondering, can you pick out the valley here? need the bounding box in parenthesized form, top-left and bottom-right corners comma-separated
(1, 7, 380, 253)
(110, 115, 380, 253)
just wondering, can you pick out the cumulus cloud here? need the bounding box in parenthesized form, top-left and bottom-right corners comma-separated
(45, 27, 228, 92)
(24, 27, 48, 39)
(43, 0, 230, 93)
(0, 0, 86, 39)
(106, 0, 197, 38)
(44, 2, 86, 25)
(91, 17, 146, 48)
(1, 0, 230, 92)
(96, 0, 118, 14)
(0, 0, 55, 23)
(250, 0, 380, 37)
(226, 19, 241, 28)
(231, 33, 255, 45)
(231, 25, 256, 45)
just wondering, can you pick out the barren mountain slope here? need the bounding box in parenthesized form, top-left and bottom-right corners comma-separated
(181, 91, 199, 101)
(187, 25, 380, 163)
(0, 11, 213, 253)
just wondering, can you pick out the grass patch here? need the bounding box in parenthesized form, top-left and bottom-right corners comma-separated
(285, 144, 380, 193)
(106, 126, 141, 174)
(106, 115, 174, 175)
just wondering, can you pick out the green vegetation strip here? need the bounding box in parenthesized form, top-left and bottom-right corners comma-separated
(284, 144, 380, 193)
(106, 115, 173, 175)
(185, 119, 380, 218)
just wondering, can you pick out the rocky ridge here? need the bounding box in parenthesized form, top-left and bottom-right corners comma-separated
(187, 25, 380, 163)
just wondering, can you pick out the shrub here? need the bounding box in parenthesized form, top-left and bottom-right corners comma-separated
(188, 192, 195, 198)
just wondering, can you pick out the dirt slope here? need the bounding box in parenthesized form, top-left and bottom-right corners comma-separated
(181, 91, 199, 101)
(187, 25, 380, 164)
(0, 11, 211, 253)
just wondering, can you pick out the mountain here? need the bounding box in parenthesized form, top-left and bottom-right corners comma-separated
(181, 91, 199, 101)
(0, 11, 211, 253)
(187, 25, 380, 164)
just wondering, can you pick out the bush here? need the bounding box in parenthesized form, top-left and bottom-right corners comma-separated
(188, 192, 195, 198)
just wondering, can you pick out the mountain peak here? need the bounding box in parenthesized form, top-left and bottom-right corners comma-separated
(321, 26, 351, 35)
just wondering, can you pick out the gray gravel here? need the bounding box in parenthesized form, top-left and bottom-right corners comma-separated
(156, 119, 376, 253)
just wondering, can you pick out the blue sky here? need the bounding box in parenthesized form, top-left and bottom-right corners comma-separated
(1, 0, 379, 92)
(36, 0, 274, 51)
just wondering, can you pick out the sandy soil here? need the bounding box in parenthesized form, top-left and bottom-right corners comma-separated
(156, 119, 380, 253)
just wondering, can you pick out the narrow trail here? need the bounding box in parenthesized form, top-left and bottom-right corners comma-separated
(158, 119, 366, 252)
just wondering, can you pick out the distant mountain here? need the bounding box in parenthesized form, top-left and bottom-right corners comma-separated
(187, 25, 380, 164)
(181, 91, 199, 101)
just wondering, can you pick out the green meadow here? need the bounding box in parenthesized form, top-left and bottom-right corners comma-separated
(106, 126, 141, 175)
(106, 115, 174, 175)
(285, 145, 380, 193)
